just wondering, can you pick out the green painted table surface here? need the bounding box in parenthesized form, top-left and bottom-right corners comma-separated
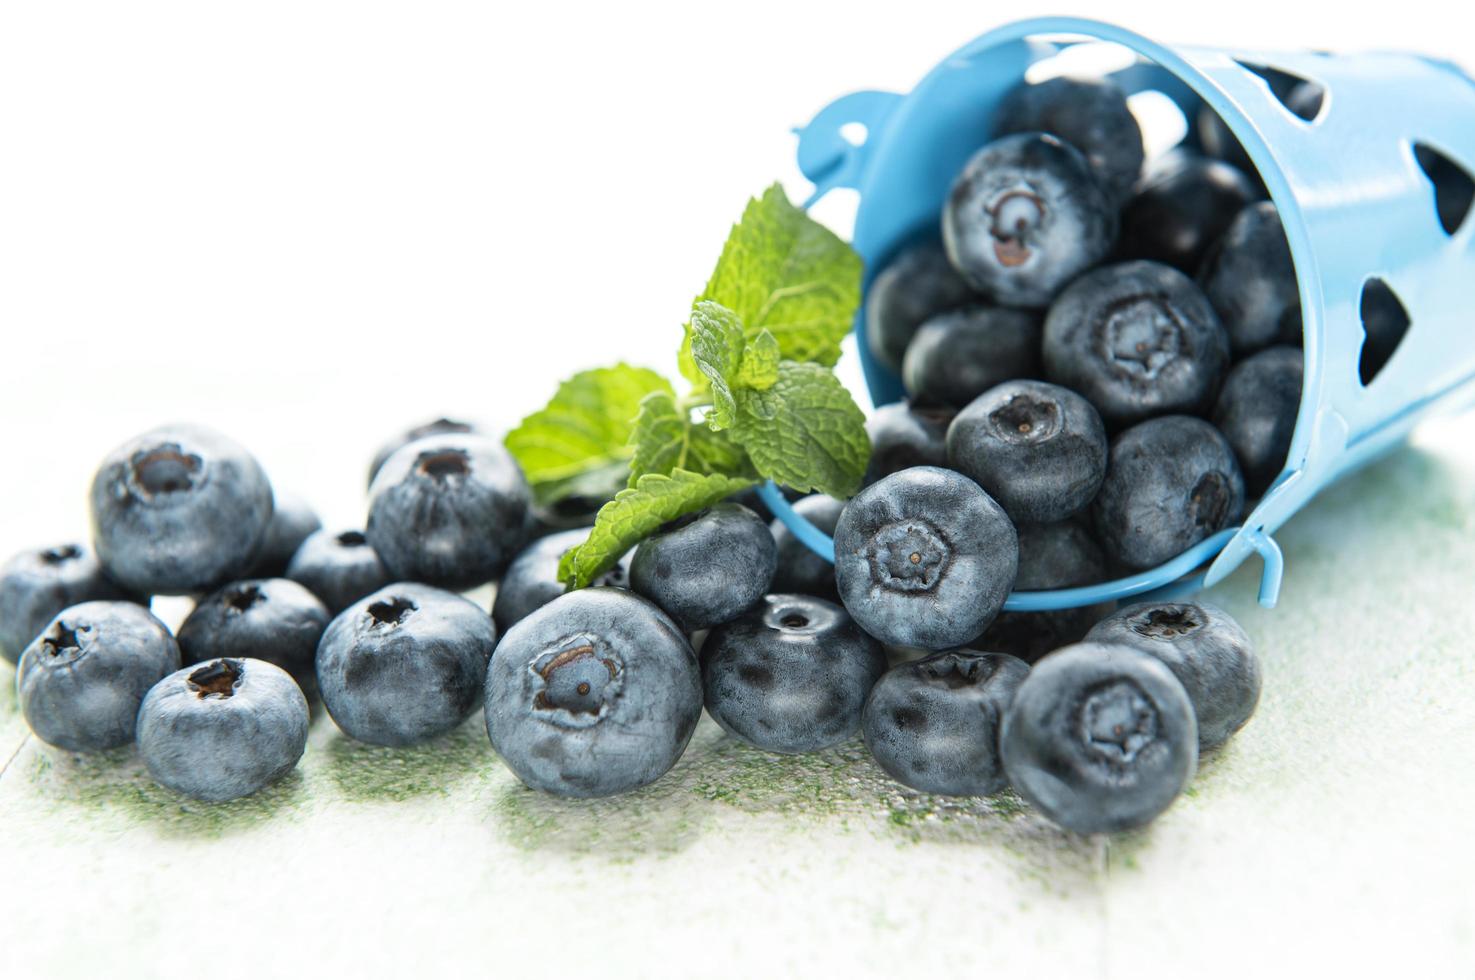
(3, 424, 1473, 979)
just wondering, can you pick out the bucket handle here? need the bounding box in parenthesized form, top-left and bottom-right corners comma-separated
(763, 475, 1287, 611)
(793, 90, 901, 207)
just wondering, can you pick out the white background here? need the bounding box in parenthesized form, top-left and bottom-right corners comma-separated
(2, 4, 1473, 978)
(2, 0, 1470, 537)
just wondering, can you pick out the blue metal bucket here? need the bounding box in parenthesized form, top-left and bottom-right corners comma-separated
(761, 16, 1475, 611)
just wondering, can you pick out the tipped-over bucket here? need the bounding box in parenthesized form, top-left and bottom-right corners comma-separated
(762, 16, 1475, 611)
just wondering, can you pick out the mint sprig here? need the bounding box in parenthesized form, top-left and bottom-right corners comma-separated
(505, 183, 869, 588)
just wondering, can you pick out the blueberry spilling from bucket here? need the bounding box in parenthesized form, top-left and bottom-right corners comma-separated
(10, 45, 1332, 837)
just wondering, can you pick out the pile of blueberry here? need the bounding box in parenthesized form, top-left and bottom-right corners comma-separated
(1, 414, 1260, 831)
(3, 73, 1289, 834)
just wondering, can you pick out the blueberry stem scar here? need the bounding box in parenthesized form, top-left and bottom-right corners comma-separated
(188, 659, 243, 699)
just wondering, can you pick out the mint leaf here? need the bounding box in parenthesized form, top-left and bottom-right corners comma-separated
(688, 301, 747, 429)
(689, 302, 781, 431)
(559, 469, 757, 588)
(505, 364, 672, 503)
(730, 361, 870, 498)
(628, 391, 749, 484)
(690, 183, 862, 368)
(628, 392, 688, 481)
(735, 328, 780, 390)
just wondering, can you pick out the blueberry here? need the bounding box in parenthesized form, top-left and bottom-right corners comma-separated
(865, 241, 978, 374)
(703, 594, 885, 754)
(0, 543, 137, 665)
(946, 380, 1107, 524)
(974, 520, 1114, 661)
(630, 503, 776, 632)
(90, 425, 274, 595)
(486, 587, 702, 798)
(493, 530, 633, 633)
(367, 433, 531, 591)
(1117, 152, 1260, 272)
(17, 601, 180, 752)
(973, 606, 1105, 665)
(863, 402, 953, 486)
(177, 578, 330, 700)
(1043, 260, 1230, 428)
(834, 466, 1017, 651)
(1199, 202, 1301, 355)
(1011, 519, 1109, 592)
(285, 529, 392, 616)
(494, 529, 583, 634)
(367, 416, 481, 489)
(1000, 642, 1198, 833)
(942, 133, 1116, 308)
(248, 490, 322, 578)
(994, 75, 1145, 205)
(136, 658, 309, 802)
(1211, 345, 1303, 495)
(1086, 601, 1260, 751)
(768, 496, 844, 598)
(1093, 416, 1245, 570)
(901, 304, 1042, 410)
(316, 583, 496, 746)
(862, 650, 1029, 795)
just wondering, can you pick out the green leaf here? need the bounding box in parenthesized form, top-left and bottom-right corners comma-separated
(504, 364, 673, 503)
(687, 301, 747, 429)
(735, 329, 780, 390)
(690, 183, 862, 367)
(628, 392, 688, 481)
(687, 304, 780, 435)
(730, 361, 870, 498)
(628, 391, 750, 484)
(558, 469, 757, 588)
